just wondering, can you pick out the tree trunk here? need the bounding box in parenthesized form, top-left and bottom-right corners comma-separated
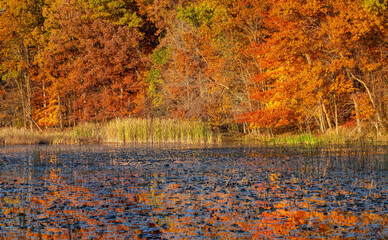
(334, 94, 339, 135)
(352, 94, 362, 135)
(317, 103, 326, 133)
(348, 70, 383, 134)
(24, 72, 33, 130)
(15, 77, 27, 128)
(57, 93, 63, 130)
(322, 102, 332, 130)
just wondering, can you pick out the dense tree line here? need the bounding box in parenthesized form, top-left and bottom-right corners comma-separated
(0, 0, 387, 135)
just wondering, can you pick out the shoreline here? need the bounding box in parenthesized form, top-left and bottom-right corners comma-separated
(1, 127, 386, 147)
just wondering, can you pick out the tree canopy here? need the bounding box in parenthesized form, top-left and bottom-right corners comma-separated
(0, 0, 386, 135)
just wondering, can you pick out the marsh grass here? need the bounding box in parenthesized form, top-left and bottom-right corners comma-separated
(0, 118, 218, 145)
(99, 117, 217, 144)
(255, 128, 387, 148)
(1, 119, 386, 148)
(0, 128, 73, 145)
(252, 133, 387, 177)
(297, 139, 387, 175)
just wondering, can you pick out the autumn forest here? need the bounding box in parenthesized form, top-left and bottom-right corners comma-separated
(0, 1, 387, 237)
(0, 0, 387, 136)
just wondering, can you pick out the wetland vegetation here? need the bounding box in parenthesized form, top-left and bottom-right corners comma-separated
(0, 118, 217, 145)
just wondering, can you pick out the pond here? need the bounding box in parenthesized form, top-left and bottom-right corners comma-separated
(0, 144, 387, 239)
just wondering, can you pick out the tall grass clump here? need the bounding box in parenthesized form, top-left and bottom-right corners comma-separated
(0, 128, 34, 145)
(0, 127, 72, 145)
(260, 133, 323, 147)
(255, 126, 387, 147)
(70, 122, 103, 143)
(100, 117, 218, 144)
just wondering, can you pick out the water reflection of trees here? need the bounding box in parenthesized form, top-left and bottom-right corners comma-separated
(0, 147, 386, 239)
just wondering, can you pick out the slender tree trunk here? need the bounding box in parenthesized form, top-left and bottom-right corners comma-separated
(57, 93, 63, 130)
(73, 94, 76, 127)
(15, 77, 27, 128)
(352, 95, 362, 135)
(348, 70, 383, 134)
(68, 98, 71, 127)
(317, 103, 326, 133)
(322, 102, 332, 130)
(15, 73, 32, 130)
(24, 72, 33, 130)
(334, 94, 339, 135)
(42, 79, 47, 128)
(21, 44, 33, 130)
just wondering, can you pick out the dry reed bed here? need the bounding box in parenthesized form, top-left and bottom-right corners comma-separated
(0, 118, 218, 145)
(0, 118, 386, 147)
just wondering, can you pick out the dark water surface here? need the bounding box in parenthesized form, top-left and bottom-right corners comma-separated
(0, 144, 387, 239)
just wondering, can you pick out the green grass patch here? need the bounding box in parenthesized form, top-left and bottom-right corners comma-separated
(244, 129, 387, 148)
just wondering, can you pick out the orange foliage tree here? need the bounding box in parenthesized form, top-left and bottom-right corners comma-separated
(144, 0, 268, 130)
(0, 0, 44, 128)
(239, 0, 387, 134)
(33, 0, 146, 127)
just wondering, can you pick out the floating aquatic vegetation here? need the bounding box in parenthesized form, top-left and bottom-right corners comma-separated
(0, 144, 386, 239)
